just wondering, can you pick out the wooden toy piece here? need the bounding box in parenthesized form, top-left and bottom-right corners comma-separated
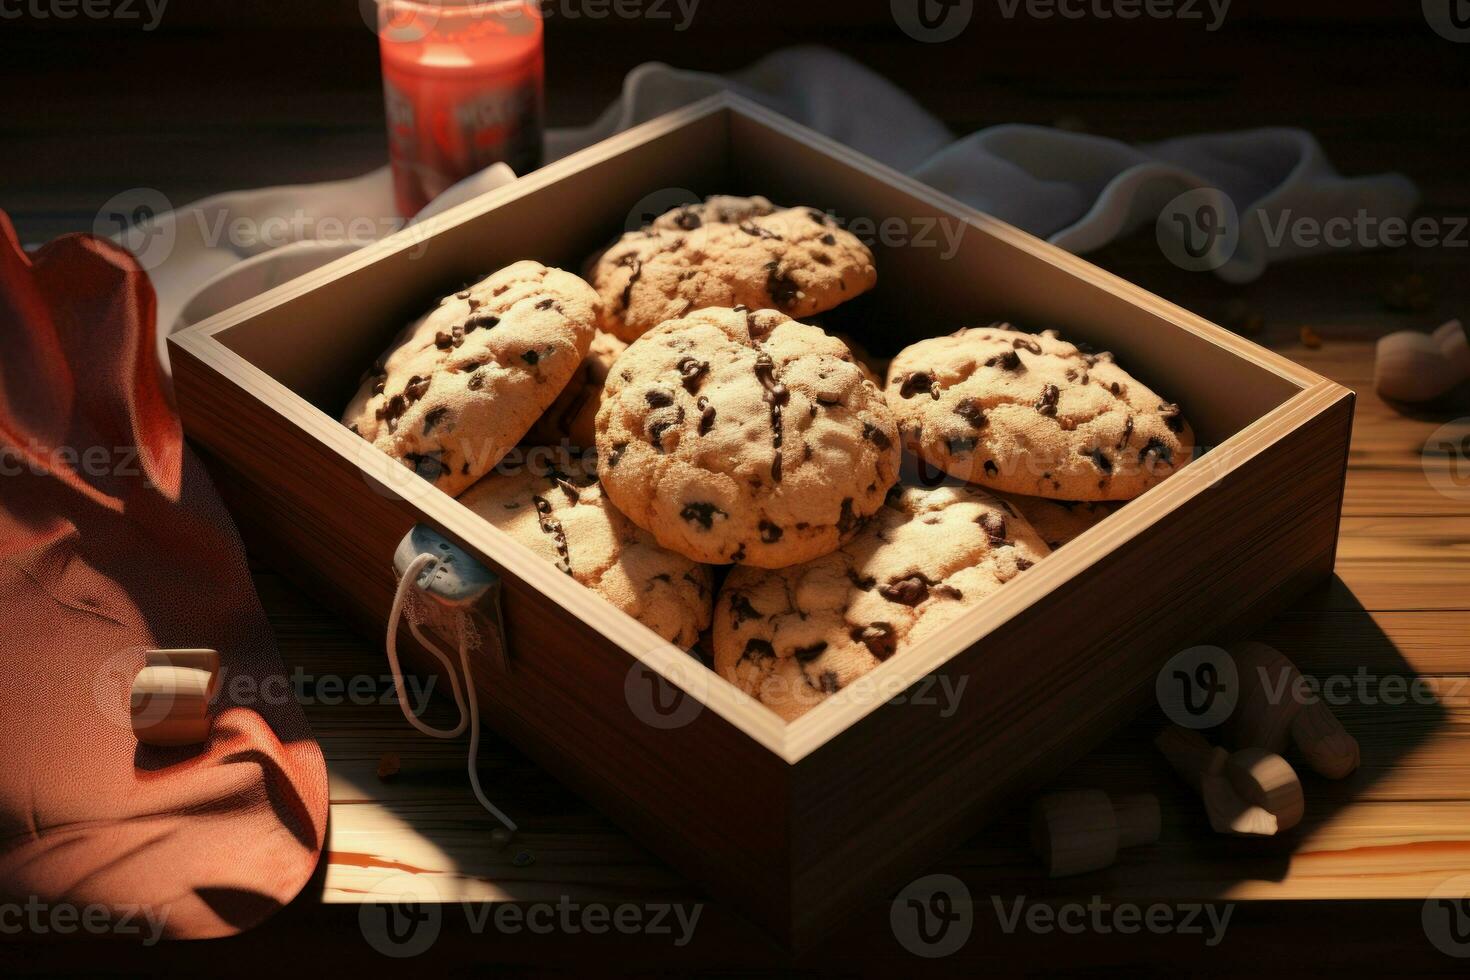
(1374, 319, 1469, 403)
(1155, 727, 1279, 837)
(1292, 699, 1361, 779)
(1226, 747, 1305, 831)
(1199, 747, 1279, 836)
(1153, 724, 1216, 790)
(1030, 789, 1161, 878)
(130, 648, 221, 747)
(1223, 641, 1304, 755)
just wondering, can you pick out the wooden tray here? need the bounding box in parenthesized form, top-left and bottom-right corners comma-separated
(168, 92, 1355, 948)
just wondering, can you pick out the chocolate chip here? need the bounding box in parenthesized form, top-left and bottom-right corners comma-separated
(1159, 402, 1185, 433)
(371, 377, 386, 396)
(820, 232, 836, 246)
(535, 298, 555, 311)
(1035, 384, 1060, 416)
(985, 350, 1024, 371)
(946, 435, 978, 454)
(899, 371, 940, 400)
(847, 568, 876, 590)
(984, 460, 999, 476)
(435, 331, 454, 350)
(645, 387, 675, 408)
(816, 671, 840, 693)
(741, 638, 775, 663)
(405, 375, 430, 401)
(1016, 557, 1035, 571)
(863, 422, 892, 450)
(953, 398, 986, 427)
(530, 493, 573, 574)
(521, 349, 540, 365)
(556, 479, 580, 504)
(1110, 381, 1122, 396)
(1118, 415, 1134, 450)
(406, 452, 445, 482)
(680, 502, 726, 529)
(467, 371, 485, 391)
(619, 258, 643, 310)
(794, 642, 828, 663)
(648, 419, 674, 451)
(673, 208, 702, 230)
(728, 592, 760, 628)
(850, 622, 897, 661)
(676, 357, 709, 393)
(607, 441, 627, 468)
(697, 396, 716, 435)
(837, 498, 859, 534)
(465, 313, 500, 332)
(1083, 447, 1114, 474)
(759, 520, 783, 543)
(879, 575, 930, 606)
(1012, 336, 1042, 355)
(1140, 437, 1173, 467)
(739, 222, 782, 241)
(422, 407, 449, 434)
(765, 262, 800, 309)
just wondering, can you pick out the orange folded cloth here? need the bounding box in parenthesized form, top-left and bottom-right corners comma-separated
(0, 211, 328, 939)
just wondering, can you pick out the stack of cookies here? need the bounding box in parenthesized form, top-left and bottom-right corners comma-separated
(343, 195, 1195, 723)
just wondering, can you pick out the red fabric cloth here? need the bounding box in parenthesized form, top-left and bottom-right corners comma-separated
(0, 211, 328, 938)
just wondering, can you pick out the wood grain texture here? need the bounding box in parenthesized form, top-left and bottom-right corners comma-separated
(169, 98, 1362, 948)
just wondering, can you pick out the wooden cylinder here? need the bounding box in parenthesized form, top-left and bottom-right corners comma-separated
(1154, 724, 1216, 790)
(130, 657, 220, 747)
(1030, 789, 1160, 878)
(1224, 642, 1303, 754)
(1226, 747, 1305, 831)
(1292, 700, 1361, 779)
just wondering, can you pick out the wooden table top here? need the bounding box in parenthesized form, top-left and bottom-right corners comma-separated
(5, 5, 1468, 973)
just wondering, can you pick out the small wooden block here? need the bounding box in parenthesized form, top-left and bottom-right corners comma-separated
(1226, 747, 1305, 831)
(130, 651, 221, 747)
(1200, 748, 1279, 837)
(1224, 641, 1303, 754)
(1154, 724, 1215, 791)
(1292, 699, 1361, 779)
(1030, 789, 1160, 878)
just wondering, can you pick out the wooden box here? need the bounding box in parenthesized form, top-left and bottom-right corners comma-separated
(169, 93, 1355, 948)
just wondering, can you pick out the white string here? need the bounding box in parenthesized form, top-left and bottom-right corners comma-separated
(386, 552, 517, 831)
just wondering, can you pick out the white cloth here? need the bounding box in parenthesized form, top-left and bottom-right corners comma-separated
(141, 46, 1417, 378)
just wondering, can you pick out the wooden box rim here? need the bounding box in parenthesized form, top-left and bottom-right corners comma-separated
(170, 91, 1352, 766)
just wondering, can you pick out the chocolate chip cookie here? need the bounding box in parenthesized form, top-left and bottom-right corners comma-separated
(595, 307, 901, 568)
(343, 261, 600, 497)
(588, 195, 877, 342)
(524, 330, 628, 449)
(459, 455, 713, 649)
(714, 484, 1049, 722)
(885, 325, 1195, 500)
(997, 493, 1118, 550)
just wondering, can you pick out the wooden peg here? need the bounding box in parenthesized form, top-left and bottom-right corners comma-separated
(1292, 699, 1361, 779)
(130, 649, 220, 747)
(1155, 726, 1279, 836)
(1374, 319, 1469, 402)
(1225, 747, 1305, 831)
(1030, 789, 1160, 877)
(1224, 641, 1304, 754)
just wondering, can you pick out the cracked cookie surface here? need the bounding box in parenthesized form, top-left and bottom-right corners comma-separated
(459, 455, 713, 648)
(713, 484, 1050, 722)
(595, 307, 901, 568)
(343, 261, 599, 497)
(588, 195, 877, 342)
(885, 325, 1195, 501)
